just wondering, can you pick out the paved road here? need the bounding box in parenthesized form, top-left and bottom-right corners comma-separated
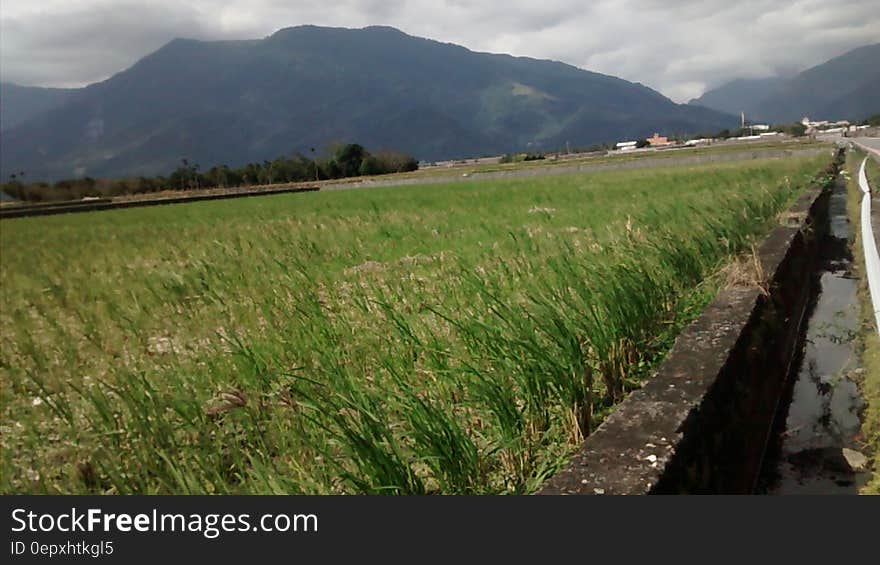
(852, 136, 880, 160)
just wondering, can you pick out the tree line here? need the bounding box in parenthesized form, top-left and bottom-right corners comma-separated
(1, 143, 419, 203)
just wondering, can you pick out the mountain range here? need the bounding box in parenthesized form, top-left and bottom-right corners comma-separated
(689, 43, 880, 124)
(0, 25, 738, 182)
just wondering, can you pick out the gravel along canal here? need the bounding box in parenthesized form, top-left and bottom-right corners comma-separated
(758, 172, 870, 494)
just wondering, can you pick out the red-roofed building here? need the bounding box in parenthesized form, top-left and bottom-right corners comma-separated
(645, 133, 672, 147)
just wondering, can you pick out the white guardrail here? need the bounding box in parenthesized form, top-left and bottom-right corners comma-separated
(857, 154, 880, 335)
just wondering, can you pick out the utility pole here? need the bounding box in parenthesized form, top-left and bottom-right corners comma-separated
(310, 147, 318, 182)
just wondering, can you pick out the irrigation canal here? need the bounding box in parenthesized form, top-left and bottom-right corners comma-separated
(757, 170, 870, 493)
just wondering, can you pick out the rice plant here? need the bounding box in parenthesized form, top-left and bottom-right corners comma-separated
(0, 154, 831, 493)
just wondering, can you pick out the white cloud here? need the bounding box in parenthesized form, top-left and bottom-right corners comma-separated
(1, 0, 878, 100)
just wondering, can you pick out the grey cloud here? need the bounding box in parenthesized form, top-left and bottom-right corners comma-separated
(0, 2, 233, 86)
(1, 0, 878, 101)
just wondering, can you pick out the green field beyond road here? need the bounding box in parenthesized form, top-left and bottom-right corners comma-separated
(1, 154, 831, 494)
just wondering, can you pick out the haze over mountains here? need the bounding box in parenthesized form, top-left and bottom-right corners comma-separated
(0, 83, 77, 131)
(0, 25, 737, 181)
(689, 43, 880, 124)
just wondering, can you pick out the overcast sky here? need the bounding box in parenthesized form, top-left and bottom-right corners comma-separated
(1, 0, 878, 102)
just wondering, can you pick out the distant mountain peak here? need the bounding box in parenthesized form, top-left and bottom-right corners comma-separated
(362, 25, 409, 34)
(268, 24, 409, 39)
(1, 25, 735, 181)
(689, 43, 880, 123)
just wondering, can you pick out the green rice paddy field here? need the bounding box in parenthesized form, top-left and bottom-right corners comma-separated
(0, 153, 832, 494)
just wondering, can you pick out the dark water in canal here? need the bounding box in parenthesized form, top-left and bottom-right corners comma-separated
(757, 177, 870, 494)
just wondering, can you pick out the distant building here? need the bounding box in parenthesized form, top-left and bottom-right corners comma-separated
(801, 116, 850, 133)
(615, 141, 638, 151)
(752, 124, 770, 131)
(645, 133, 672, 147)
